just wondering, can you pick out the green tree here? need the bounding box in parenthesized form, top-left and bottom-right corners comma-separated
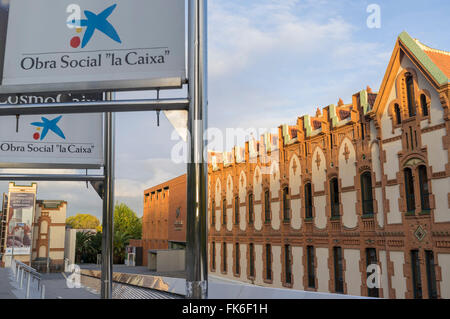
(114, 203, 142, 239)
(66, 214, 100, 229)
(113, 230, 132, 264)
(75, 231, 96, 263)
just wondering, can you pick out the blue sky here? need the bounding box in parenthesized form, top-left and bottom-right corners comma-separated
(1, 0, 449, 221)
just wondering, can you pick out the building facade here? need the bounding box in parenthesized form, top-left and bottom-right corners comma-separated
(0, 183, 68, 271)
(141, 174, 187, 266)
(207, 32, 450, 298)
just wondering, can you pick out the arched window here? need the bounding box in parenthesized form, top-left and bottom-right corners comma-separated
(211, 200, 215, 225)
(420, 94, 429, 117)
(235, 243, 240, 275)
(212, 242, 216, 270)
(264, 190, 271, 222)
(361, 172, 374, 215)
(285, 244, 292, 284)
(249, 243, 255, 277)
(418, 166, 430, 210)
(265, 244, 272, 280)
(305, 183, 313, 219)
(234, 196, 239, 225)
(248, 193, 254, 224)
(406, 74, 416, 117)
(394, 104, 402, 124)
(282, 187, 290, 221)
(222, 199, 227, 225)
(404, 168, 415, 212)
(222, 242, 227, 272)
(330, 178, 340, 217)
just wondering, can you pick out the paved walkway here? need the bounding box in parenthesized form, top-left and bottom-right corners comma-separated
(0, 268, 17, 299)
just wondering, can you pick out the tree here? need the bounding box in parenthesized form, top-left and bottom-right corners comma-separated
(66, 214, 100, 229)
(114, 203, 142, 239)
(113, 230, 132, 264)
(75, 231, 96, 263)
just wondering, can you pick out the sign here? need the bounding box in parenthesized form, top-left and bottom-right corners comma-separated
(5, 192, 36, 256)
(0, 0, 185, 94)
(0, 93, 104, 168)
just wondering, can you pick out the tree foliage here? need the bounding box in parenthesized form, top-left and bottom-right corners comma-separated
(114, 203, 142, 240)
(66, 214, 100, 230)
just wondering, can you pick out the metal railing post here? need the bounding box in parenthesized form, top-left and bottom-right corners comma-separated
(41, 284, 45, 299)
(19, 268, 24, 289)
(26, 272, 31, 298)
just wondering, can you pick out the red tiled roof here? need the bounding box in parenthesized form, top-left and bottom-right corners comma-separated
(425, 50, 450, 79)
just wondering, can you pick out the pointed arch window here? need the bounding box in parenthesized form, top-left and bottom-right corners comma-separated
(282, 187, 290, 221)
(305, 183, 313, 219)
(222, 199, 227, 225)
(361, 172, 374, 215)
(330, 178, 340, 217)
(394, 103, 402, 124)
(418, 166, 430, 210)
(404, 168, 415, 212)
(248, 193, 254, 224)
(211, 200, 215, 225)
(264, 190, 271, 222)
(234, 196, 239, 225)
(406, 74, 416, 117)
(420, 94, 429, 117)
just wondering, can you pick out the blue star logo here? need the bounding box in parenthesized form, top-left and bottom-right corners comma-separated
(69, 4, 122, 48)
(31, 116, 66, 140)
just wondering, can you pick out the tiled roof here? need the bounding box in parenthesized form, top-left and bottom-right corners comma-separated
(414, 39, 450, 80)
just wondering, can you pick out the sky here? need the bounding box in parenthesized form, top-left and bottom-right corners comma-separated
(1, 0, 449, 221)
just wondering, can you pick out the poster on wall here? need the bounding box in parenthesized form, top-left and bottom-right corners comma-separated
(5, 192, 36, 256)
(0, 0, 185, 94)
(0, 92, 104, 168)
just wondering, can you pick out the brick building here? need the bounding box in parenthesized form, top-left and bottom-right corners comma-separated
(141, 174, 187, 266)
(207, 32, 450, 298)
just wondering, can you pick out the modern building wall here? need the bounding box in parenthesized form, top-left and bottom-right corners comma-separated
(142, 174, 187, 266)
(207, 33, 450, 299)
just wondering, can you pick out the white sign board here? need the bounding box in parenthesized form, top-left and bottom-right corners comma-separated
(0, 93, 104, 168)
(0, 0, 185, 94)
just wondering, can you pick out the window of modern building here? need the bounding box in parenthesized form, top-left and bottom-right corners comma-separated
(411, 250, 423, 299)
(285, 244, 292, 284)
(420, 94, 429, 116)
(406, 74, 416, 117)
(404, 168, 415, 212)
(264, 190, 271, 222)
(333, 247, 344, 293)
(366, 248, 379, 297)
(283, 187, 290, 221)
(235, 243, 240, 275)
(361, 172, 374, 215)
(418, 166, 430, 211)
(222, 199, 227, 225)
(330, 178, 340, 217)
(234, 196, 240, 225)
(395, 104, 402, 124)
(248, 193, 254, 224)
(223, 242, 227, 273)
(425, 250, 437, 299)
(305, 183, 313, 219)
(307, 246, 315, 288)
(212, 242, 216, 270)
(211, 200, 215, 225)
(249, 243, 255, 278)
(265, 244, 272, 281)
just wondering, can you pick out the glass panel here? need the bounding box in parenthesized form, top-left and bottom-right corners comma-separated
(334, 247, 344, 293)
(425, 251, 437, 299)
(404, 168, 415, 212)
(307, 246, 315, 288)
(411, 250, 422, 299)
(406, 76, 416, 117)
(418, 166, 430, 210)
(361, 173, 374, 215)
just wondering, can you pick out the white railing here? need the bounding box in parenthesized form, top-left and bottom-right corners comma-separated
(11, 259, 45, 299)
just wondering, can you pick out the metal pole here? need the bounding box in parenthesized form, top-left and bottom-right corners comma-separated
(101, 92, 115, 299)
(26, 271, 31, 298)
(186, 0, 208, 299)
(46, 226, 50, 274)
